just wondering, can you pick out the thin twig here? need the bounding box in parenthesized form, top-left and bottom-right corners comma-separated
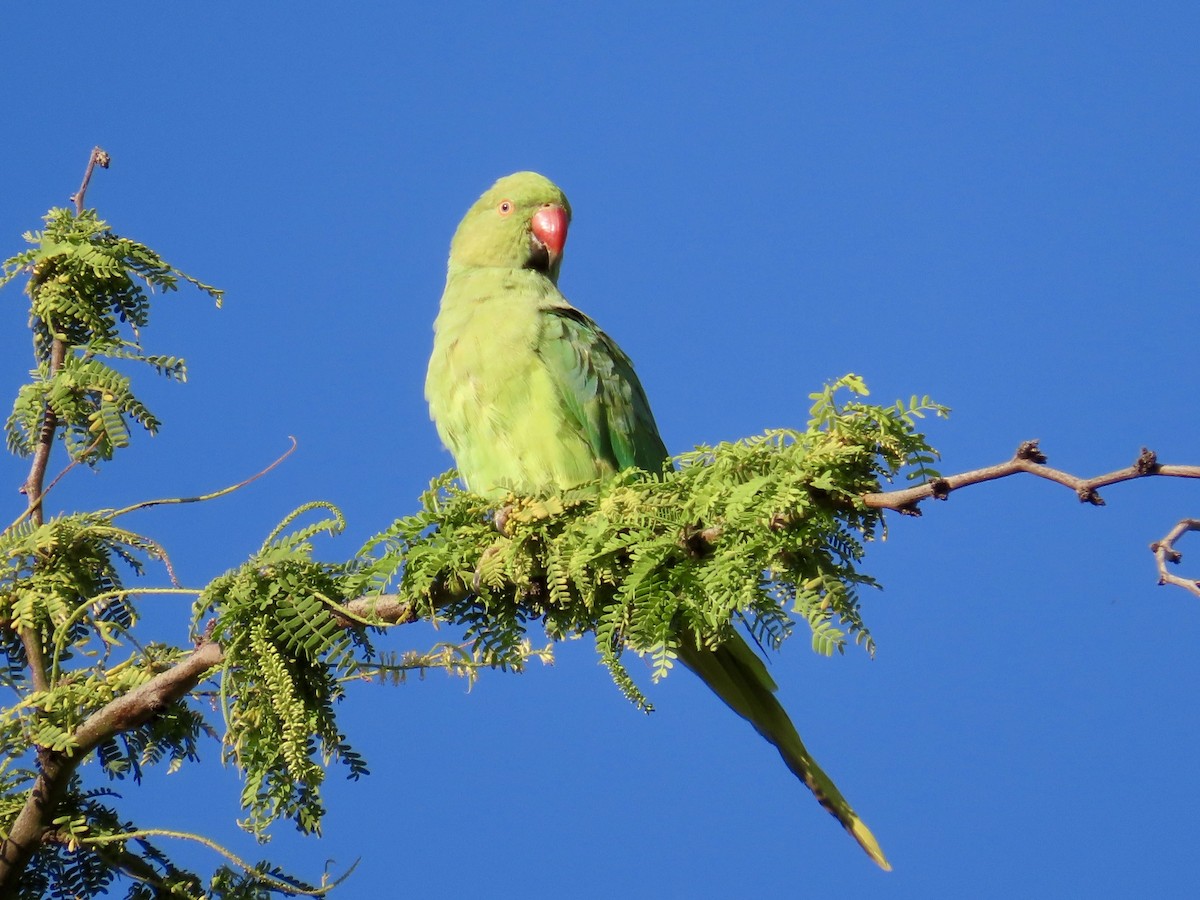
(1150, 518, 1200, 599)
(69, 146, 110, 214)
(860, 441, 1200, 601)
(0, 149, 111, 894)
(109, 437, 299, 519)
(79, 828, 353, 896)
(862, 441, 1200, 512)
(4, 435, 104, 536)
(16, 145, 103, 693)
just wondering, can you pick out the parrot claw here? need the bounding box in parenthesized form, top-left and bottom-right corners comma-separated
(500, 496, 566, 528)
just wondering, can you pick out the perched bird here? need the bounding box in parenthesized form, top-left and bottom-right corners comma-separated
(425, 172, 890, 870)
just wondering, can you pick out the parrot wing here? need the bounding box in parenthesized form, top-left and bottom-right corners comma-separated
(535, 306, 668, 476)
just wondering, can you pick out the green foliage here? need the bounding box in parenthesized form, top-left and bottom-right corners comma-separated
(1, 194, 949, 896)
(194, 504, 370, 839)
(1, 207, 220, 463)
(12, 781, 208, 900)
(0, 202, 340, 897)
(363, 373, 949, 710)
(0, 511, 163, 682)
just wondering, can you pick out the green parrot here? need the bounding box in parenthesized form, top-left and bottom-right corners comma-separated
(425, 172, 890, 871)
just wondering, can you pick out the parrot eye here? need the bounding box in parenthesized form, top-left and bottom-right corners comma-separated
(497, 200, 514, 217)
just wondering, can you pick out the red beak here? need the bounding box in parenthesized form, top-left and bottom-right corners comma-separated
(530, 204, 568, 264)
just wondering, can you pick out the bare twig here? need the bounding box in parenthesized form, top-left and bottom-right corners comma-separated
(1150, 519, 1200, 599)
(109, 438, 298, 519)
(69, 146, 110, 214)
(861, 441, 1200, 601)
(862, 441, 1200, 512)
(79, 828, 350, 896)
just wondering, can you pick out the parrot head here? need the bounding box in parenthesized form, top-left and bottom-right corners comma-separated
(448, 172, 573, 283)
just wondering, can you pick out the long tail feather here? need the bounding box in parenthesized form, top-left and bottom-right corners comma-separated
(676, 633, 891, 871)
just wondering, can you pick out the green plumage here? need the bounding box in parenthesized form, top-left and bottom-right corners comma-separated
(427, 174, 664, 494)
(425, 172, 890, 870)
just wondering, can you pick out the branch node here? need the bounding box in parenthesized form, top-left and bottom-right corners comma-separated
(69, 146, 110, 213)
(1016, 440, 1047, 464)
(1077, 487, 1105, 506)
(681, 521, 721, 557)
(929, 478, 951, 500)
(1134, 447, 1160, 475)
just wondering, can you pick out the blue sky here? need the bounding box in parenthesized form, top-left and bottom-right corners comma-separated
(2, 2, 1198, 896)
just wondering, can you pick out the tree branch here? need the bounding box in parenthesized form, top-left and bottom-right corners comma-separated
(1150, 519, 1200, 599)
(862, 441, 1200, 512)
(69, 146, 110, 214)
(0, 641, 223, 898)
(6, 428, 1199, 892)
(0, 593, 417, 896)
(16, 150, 111, 696)
(16, 332, 70, 693)
(859, 441, 1200, 602)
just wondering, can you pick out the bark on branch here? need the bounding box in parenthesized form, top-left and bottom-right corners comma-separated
(862, 441, 1200, 512)
(860, 440, 1200, 605)
(1150, 519, 1200, 599)
(17, 147, 108, 706)
(0, 595, 416, 897)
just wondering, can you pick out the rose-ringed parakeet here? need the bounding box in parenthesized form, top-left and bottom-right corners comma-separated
(425, 172, 890, 870)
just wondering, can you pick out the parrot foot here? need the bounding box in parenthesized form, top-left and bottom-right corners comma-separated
(494, 496, 567, 533)
(492, 504, 514, 535)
